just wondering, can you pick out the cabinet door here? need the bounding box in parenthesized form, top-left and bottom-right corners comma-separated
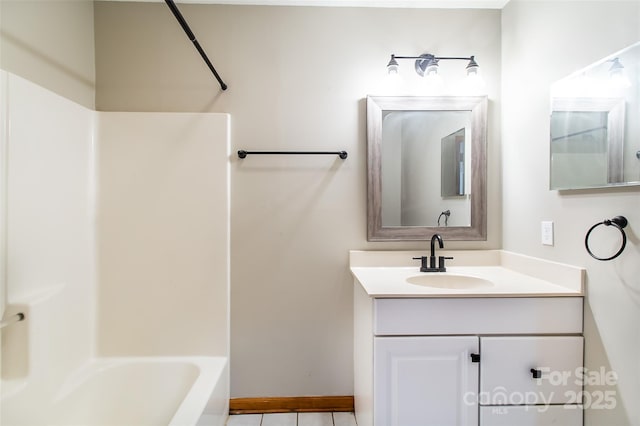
(374, 336, 479, 426)
(480, 405, 583, 426)
(480, 336, 583, 404)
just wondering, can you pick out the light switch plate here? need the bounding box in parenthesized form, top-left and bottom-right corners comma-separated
(541, 221, 554, 246)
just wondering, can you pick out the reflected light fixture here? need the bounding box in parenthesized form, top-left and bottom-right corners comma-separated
(608, 57, 631, 89)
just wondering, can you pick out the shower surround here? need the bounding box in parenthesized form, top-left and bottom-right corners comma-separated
(0, 71, 230, 425)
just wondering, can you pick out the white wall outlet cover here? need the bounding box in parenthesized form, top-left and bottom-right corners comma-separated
(541, 221, 554, 246)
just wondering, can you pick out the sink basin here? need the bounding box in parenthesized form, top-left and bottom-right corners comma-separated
(406, 274, 494, 289)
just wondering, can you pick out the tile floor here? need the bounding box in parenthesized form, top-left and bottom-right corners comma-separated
(226, 412, 357, 426)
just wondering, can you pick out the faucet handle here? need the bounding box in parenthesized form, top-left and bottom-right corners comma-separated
(437, 256, 454, 272)
(412, 256, 430, 272)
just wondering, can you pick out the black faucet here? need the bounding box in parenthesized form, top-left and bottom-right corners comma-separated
(413, 233, 454, 272)
(430, 233, 444, 265)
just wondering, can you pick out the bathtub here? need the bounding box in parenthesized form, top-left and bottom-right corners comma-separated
(2, 356, 228, 426)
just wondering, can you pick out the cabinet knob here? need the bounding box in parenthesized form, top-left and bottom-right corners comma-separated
(470, 353, 480, 363)
(530, 368, 542, 379)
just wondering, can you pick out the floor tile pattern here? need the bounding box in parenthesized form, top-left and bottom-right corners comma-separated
(226, 412, 357, 426)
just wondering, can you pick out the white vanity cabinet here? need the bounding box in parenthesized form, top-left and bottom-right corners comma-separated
(354, 285, 584, 426)
(479, 336, 584, 426)
(375, 336, 480, 426)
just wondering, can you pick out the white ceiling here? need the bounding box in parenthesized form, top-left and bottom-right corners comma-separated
(109, 0, 511, 9)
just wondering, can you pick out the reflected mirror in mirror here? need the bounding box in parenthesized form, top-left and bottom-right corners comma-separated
(550, 41, 640, 190)
(441, 127, 466, 198)
(367, 96, 487, 241)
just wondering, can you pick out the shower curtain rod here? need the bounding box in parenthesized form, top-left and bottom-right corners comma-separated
(164, 0, 228, 91)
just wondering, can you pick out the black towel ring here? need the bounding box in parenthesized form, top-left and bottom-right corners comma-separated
(585, 216, 628, 261)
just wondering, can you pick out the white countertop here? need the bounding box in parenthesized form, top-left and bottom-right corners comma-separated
(350, 250, 585, 298)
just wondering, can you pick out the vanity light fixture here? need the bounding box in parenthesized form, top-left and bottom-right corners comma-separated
(386, 53, 480, 78)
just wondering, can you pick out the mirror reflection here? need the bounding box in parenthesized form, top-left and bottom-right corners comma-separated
(381, 111, 471, 227)
(550, 41, 640, 190)
(367, 96, 487, 241)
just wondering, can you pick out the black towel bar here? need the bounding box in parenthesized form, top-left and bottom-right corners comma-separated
(238, 150, 348, 159)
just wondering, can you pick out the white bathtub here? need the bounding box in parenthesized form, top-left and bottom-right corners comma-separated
(2, 356, 228, 426)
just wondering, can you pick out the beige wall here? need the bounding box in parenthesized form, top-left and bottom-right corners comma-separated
(502, 1, 640, 425)
(0, 0, 95, 109)
(94, 2, 501, 397)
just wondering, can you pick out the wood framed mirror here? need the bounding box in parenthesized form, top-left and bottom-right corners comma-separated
(366, 96, 488, 241)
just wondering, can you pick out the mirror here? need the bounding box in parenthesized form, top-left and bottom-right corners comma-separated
(367, 96, 488, 241)
(550, 41, 640, 190)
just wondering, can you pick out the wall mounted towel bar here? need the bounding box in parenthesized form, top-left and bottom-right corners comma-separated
(164, 0, 227, 91)
(0, 312, 25, 330)
(585, 215, 628, 261)
(238, 150, 348, 159)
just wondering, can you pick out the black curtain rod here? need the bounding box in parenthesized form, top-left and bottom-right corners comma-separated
(238, 150, 348, 159)
(551, 125, 607, 142)
(164, 0, 228, 91)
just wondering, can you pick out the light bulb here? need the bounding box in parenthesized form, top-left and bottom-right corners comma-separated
(425, 59, 439, 76)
